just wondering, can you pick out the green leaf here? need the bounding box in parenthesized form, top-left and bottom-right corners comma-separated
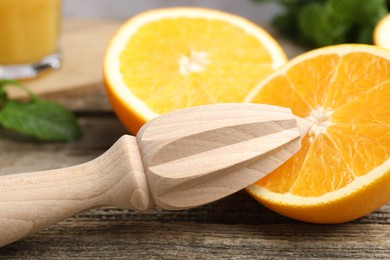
(0, 99, 81, 141)
(298, 2, 349, 46)
(259, 0, 389, 48)
(0, 79, 36, 99)
(0, 79, 81, 142)
(329, 0, 388, 44)
(330, 0, 388, 25)
(0, 79, 20, 89)
(355, 25, 376, 43)
(0, 88, 7, 105)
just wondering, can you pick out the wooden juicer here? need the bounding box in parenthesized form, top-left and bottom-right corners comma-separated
(0, 103, 313, 247)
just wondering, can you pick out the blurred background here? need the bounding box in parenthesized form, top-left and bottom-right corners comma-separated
(61, 0, 305, 59)
(63, 0, 281, 23)
(62, 0, 389, 49)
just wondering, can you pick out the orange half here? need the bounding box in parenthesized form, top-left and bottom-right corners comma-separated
(246, 44, 390, 224)
(103, 8, 287, 134)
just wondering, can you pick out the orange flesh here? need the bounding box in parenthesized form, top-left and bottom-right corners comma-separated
(119, 18, 276, 114)
(252, 52, 390, 197)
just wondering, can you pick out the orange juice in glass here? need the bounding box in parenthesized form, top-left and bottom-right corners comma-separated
(0, 0, 62, 79)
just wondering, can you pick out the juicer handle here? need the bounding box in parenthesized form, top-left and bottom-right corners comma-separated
(0, 135, 152, 247)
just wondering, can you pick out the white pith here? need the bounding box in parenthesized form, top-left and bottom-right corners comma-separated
(179, 50, 209, 76)
(307, 106, 332, 142)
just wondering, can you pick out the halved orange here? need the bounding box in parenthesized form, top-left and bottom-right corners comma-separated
(103, 7, 287, 134)
(374, 14, 390, 50)
(246, 44, 390, 224)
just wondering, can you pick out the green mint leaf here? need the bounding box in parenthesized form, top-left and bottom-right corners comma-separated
(0, 79, 35, 99)
(329, 0, 388, 44)
(0, 99, 81, 141)
(261, 0, 388, 48)
(0, 79, 81, 142)
(0, 88, 7, 105)
(0, 79, 20, 89)
(330, 0, 388, 25)
(354, 24, 376, 43)
(298, 2, 349, 46)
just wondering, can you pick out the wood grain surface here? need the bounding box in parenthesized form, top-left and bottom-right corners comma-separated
(0, 88, 389, 259)
(0, 19, 389, 259)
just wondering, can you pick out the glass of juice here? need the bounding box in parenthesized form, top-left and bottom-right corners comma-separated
(0, 0, 62, 79)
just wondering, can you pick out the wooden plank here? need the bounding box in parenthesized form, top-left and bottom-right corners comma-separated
(0, 115, 389, 258)
(2, 216, 390, 259)
(1, 83, 390, 258)
(41, 86, 114, 113)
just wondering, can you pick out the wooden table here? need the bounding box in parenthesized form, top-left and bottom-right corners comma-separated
(1, 19, 390, 259)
